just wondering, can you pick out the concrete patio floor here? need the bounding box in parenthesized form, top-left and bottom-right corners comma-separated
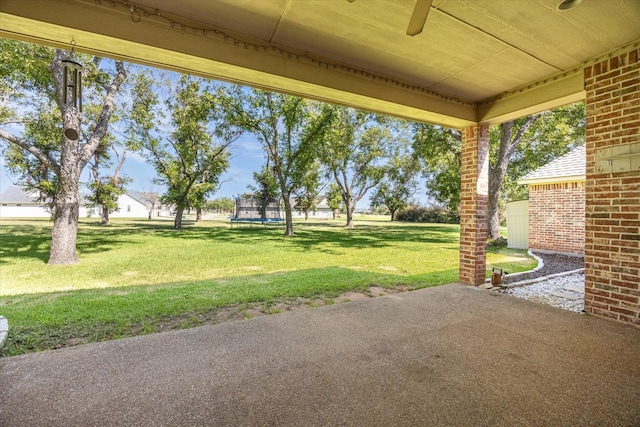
(1, 283, 639, 426)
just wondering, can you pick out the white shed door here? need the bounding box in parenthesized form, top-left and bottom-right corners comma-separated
(506, 200, 529, 250)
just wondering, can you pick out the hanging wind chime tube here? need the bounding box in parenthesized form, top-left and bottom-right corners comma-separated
(62, 41, 83, 140)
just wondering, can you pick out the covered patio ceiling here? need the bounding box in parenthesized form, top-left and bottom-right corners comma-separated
(1, 0, 640, 128)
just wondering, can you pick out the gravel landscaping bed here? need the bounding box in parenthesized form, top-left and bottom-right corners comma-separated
(496, 252, 585, 313)
(499, 271, 585, 313)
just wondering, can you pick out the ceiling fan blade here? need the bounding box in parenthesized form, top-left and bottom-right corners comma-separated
(406, 0, 433, 36)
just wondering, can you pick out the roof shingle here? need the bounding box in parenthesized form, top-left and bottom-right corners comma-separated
(518, 145, 585, 185)
(0, 185, 40, 203)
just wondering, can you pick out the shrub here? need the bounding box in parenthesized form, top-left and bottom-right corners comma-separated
(395, 205, 459, 224)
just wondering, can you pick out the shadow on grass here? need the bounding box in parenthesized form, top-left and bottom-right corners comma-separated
(0, 223, 133, 264)
(128, 219, 460, 250)
(0, 265, 459, 356)
(1, 219, 461, 262)
(0, 225, 51, 264)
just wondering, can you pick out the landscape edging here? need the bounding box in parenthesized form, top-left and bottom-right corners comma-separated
(0, 316, 8, 350)
(485, 250, 545, 283)
(499, 268, 585, 289)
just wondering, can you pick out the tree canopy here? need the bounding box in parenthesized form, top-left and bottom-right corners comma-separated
(371, 121, 420, 221)
(320, 107, 390, 228)
(130, 73, 241, 229)
(233, 90, 334, 236)
(0, 39, 128, 263)
(413, 102, 585, 237)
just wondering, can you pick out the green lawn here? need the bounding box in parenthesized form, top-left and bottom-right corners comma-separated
(0, 217, 536, 356)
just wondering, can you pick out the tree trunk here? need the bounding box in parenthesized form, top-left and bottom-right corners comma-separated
(49, 144, 80, 264)
(148, 201, 155, 220)
(390, 209, 396, 221)
(100, 204, 110, 225)
(487, 119, 536, 240)
(49, 194, 80, 264)
(48, 99, 82, 264)
(488, 128, 511, 239)
(260, 197, 269, 220)
(174, 204, 185, 229)
(196, 207, 202, 222)
(345, 200, 355, 228)
(282, 194, 294, 236)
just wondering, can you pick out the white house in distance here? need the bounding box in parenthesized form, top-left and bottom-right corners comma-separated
(1, 185, 52, 218)
(127, 190, 171, 218)
(103, 191, 171, 219)
(103, 192, 149, 218)
(0, 185, 170, 219)
(292, 195, 334, 220)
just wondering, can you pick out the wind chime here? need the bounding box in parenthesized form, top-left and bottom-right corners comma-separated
(62, 39, 83, 141)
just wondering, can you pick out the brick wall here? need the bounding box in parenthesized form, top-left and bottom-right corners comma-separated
(459, 124, 489, 285)
(528, 181, 585, 255)
(583, 46, 640, 326)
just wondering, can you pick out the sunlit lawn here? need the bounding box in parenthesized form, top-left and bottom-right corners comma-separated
(0, 217, 536, 356)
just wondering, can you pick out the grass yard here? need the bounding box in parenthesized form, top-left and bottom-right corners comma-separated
(0, 217, 536, 356)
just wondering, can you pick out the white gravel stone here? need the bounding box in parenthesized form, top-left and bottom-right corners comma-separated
(499, 272, 585, 313)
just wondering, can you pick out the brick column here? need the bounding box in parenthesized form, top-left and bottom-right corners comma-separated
(583, 46, 640, 326)
(459, 124, 489, 285)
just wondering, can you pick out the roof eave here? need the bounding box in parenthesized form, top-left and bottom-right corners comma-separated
(518, 174, 586, 186)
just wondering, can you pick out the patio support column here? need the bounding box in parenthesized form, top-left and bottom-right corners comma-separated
(459, 123, 489, 285)
(583, 46, 640, 326)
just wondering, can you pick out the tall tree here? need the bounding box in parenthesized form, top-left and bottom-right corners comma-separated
(132, 75, 240, 229)
(412, 124, 461, 212)
(234, 90, 334, 236)
(321, 107, 389, 228)
(413, 102, 586, 239)
(0, 39, 127, 264)
(486, 117, 538, 239)
(371, 145, 420, 221)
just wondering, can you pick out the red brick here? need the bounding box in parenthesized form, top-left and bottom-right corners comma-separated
(610, 292, 639, 304)
(609, 305, 638, 316)
(458, 123, 488, 286)
(569, 47, 640, 326)
(586, 287, 611, 298)
(617, 314, 640, 325)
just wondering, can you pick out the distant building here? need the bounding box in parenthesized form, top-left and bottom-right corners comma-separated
(0, 185, 51, 218)
(0, 185, 90, 218)
(0, 185, 171, 219)
(120, 191, 172, 218)
(292, 195, 334, 220)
